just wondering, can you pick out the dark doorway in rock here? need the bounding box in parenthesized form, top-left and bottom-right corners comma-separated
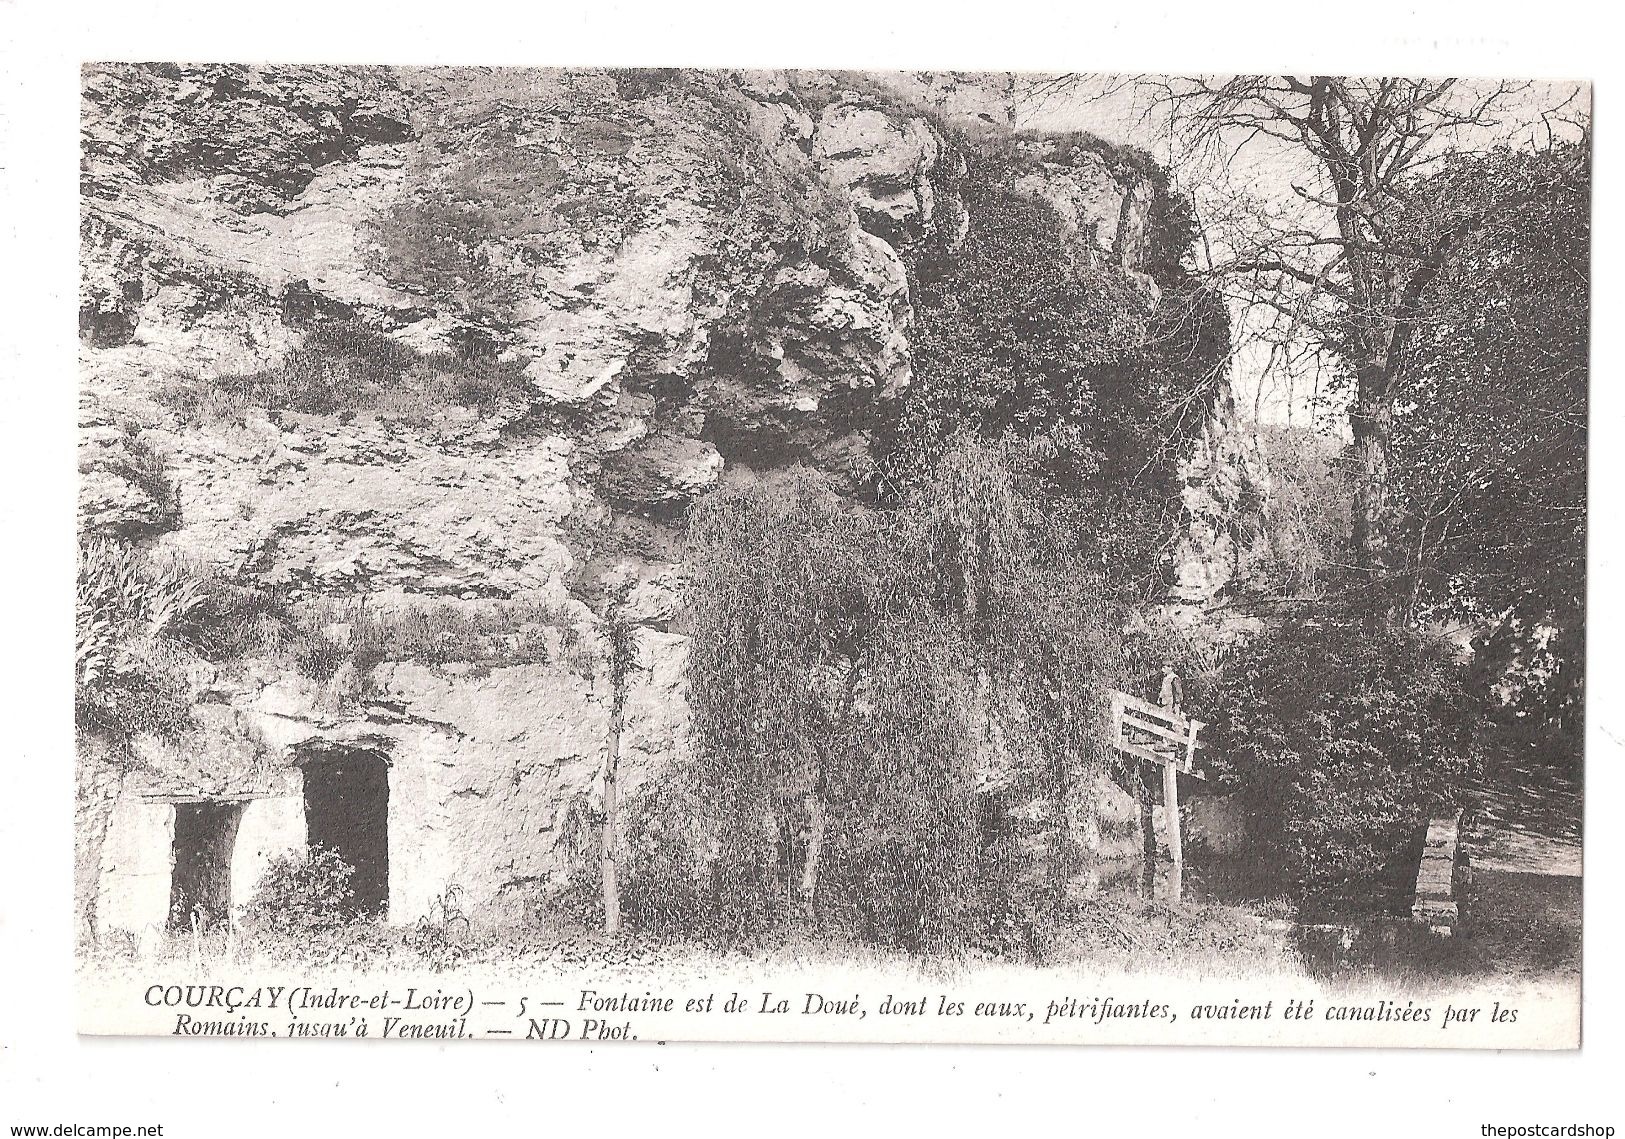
(169, 801, 244, 932)
(302, 750, 390, 918)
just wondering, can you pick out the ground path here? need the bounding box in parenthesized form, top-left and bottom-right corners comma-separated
(1463, 734, 1582, 979)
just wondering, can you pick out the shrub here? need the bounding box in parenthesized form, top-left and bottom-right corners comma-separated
(894, 167, 1144, 476)
(240, 849, 357, 935)
(174, 581, 580, 684)
(1204, 621, 1480, 912)
(620, 777, 728, 939)
(176, 576, 297, 663)
(239, 597, 582, 686)
(609, 68, 682, 100)
(79, 422, 181, 536)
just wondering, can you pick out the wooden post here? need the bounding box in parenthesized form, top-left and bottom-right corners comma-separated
(1162, 760, 1183, 902)
(1137, 764, 1157, 896)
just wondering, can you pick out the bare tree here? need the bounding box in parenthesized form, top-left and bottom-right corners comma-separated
(1027, 74, 1584, 620)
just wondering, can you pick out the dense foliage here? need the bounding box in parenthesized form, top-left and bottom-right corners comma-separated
(1254, 424, 1353, 598)
(241, 849, 358, 935)
(885, 140, 1230, 596)
(1392, 143, 1587, 623)
(632, 467, 978, 949)
(641, 136, 1251, 953)
(76, 538, 203, 738)
(638, 442, 1122, 954)
(1389, 143, 1588, 726)
(1204, 621, 1479, 911)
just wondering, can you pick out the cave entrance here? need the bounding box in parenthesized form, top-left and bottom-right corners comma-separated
(302, 749, 390, 919)
(168, 801, 244, 932)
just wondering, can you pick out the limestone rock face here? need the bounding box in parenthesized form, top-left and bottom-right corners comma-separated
(82, 63, 414, 201)
(79, 66, 964, 527)
(813, 102, 948, 243)
(989, 136, 1275, 610)
(1166, 386, 1273, 607)
(873, 70, 1020, 128)
(100, 625, 687, 926)
(159, 409, 581, 600)
(78, 65, 1271, 927)
(77, 403, 177, 538)
(80, 64, 415, 355)
(1008, 136, 1164, 298)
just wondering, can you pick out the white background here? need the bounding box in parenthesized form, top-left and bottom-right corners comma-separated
(1, 2, 1618, 1134)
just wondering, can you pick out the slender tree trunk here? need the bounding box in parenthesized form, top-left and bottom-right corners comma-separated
(797, 663, 861, 917)
(1349, 377, 1400, 624)
(601, 705, 617, 935)
(601, 695, 623, 937)
(797, 790, 827, 915)
(600, 615, 634, 939)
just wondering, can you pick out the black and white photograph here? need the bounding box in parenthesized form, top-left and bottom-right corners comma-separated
(64, 61, 1589, 1048)
(4, 0, 1621, 1129)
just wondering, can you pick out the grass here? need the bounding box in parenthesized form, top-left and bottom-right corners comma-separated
(79, 420, 180, 533)
(155, 319, 534, 426)
(199, 581, 588, 679)
(87, 890, 1304, 981)
(180, 576, 589, 684)
(84, 876, 1582, 1006)
(1458, 869, 1581, 981)
(341, 599, 588, 679)
(103, 423, 177, 505)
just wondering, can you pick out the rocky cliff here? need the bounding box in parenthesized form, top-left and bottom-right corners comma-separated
(78, 65, 1270, 926)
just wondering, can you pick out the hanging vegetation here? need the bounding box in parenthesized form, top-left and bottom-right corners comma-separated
(629, 438, 1124, 955)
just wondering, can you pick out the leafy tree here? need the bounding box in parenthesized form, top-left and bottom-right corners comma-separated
(668, 468, 967, 945)
(1388, 144, 1588, 635)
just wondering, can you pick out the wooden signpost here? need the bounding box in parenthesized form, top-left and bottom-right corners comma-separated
(1108, 690, 1206, 900)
